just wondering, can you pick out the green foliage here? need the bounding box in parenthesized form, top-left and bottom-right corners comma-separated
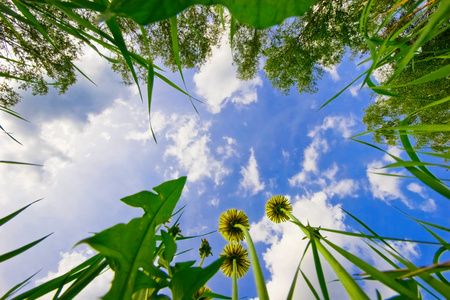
(0, 0, 83, 106)
(107, 0, 317, 29)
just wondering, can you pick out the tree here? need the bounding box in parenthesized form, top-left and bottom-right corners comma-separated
(0, 0, 84, 107)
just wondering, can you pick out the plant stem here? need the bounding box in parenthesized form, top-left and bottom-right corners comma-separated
(234, 224, 270, 300)
(282, 209, 370, 300)
(232, 259, 238, 300)
(199, 254, 206, 267)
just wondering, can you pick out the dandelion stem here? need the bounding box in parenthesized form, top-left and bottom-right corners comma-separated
(281, 209, 370, 300)
(199, 254, 206, 267)
(234, 224, 270, 300)
(232, 259, 238, 300)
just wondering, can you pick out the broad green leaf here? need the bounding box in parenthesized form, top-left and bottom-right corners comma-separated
(81, 177, 186, 300)
(161, 230, 177, 263)
(107, 0, 318, 29)
(0, 200, 41, 227)
(170, 257, 225, 300)
(0, 233, 52, 263)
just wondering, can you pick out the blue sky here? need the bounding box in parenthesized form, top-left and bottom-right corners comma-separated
(1, 36, 449, 299)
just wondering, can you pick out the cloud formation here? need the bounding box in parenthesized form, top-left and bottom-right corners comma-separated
(193, 37, 262, 114)
(240, 148, 265, 195)
(164, 114, 236, 185)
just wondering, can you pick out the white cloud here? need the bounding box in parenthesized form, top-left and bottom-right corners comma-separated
(208, 198, 220, 207)
(308, 115, 356, 139)
(217, 136, 239, 159)
(289, 137, 328, 186)
(349, 85, 359, 97)
(193, 36, 262, 114)
(290, 115, 357, 187)
(366, 161, 411, 207)
(419, 198, 436, 212)
(240, 148, 265, 195)
(323, 163, 339, 180)
(327, 179, 359, 198)
(383, 147, 402, 163)
(164, 114, 233, 185)
(323, 65, 340, 82)
(281, 149, 290, 162)
(407, 183, 425, 197)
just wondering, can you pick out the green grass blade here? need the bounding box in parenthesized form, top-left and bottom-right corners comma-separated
(154, 71, 202, 102)
(367, 172, 450, 182)
(0, 161, 42, 166)
(300, 270, 321, 300)
(0, 199, 42, 227)
(0, 233, 52, 263)
(58, 260, 109, 300)
(351, 138, 450, 198)
(1, 124, 22, 145)
(287, 242, 311, 300)
(318, 227, 442, 246)
(0, 271, 40, 300)
(309, 235, 330, 300)
(319, 72, 366, 110)
(320, 237, 419, 299)
(382, 161, 450, 170)
(434, 247, 450, 285)
(169, 16, 198, 114)
(147, 63, 157, 143)
(106, 17, 143, 101)
(285, 211, 370, 300)
(389, 0, 450, 82)
(11, 254, 104, 300)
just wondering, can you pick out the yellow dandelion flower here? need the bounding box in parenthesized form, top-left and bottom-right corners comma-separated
(266, 195, 293, 223)
(193, 285, 212, 300)
(220, 243, 250, 278)
(218, 209, 250, 242)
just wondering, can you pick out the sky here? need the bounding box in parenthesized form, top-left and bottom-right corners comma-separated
(1, 35, 449, 300)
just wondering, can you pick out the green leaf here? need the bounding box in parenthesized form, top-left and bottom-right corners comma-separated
(197, 292, 231, 299)
(80, 177, 186, 300)
(11, 254, 105, 300)
(170, 257, 225, 300)
(0, 161, 42, 166)
(0, 199, 41, 227)
(161, 230, 177, 263)
(310, 236, 330, 300)
(107, 0, 318, 29)
(0, 271, 39, 300)
(0, 233, 52, 263)
(105, 16, 143, 101)
(321, 238, 420, 299)
(300, 270, 321, 300)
